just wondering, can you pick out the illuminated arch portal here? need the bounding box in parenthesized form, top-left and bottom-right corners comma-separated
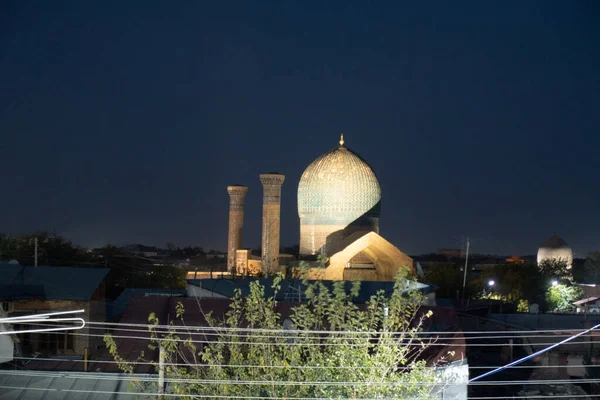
(308, 232, 414, 282)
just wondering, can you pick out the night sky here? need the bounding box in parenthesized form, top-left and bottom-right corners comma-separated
(1, 1, 599, 257)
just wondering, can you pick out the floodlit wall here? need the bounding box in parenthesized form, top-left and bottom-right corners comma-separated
(319, 232, 414, 281)
(0, 310, 13, 363)
(537, 247, 573, 268)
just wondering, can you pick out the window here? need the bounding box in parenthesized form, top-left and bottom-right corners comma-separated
(39, 333, 50, 350)
(66, 332, 74, 350)
(57, 332, 74, 350)
(37, 330, 74, 353)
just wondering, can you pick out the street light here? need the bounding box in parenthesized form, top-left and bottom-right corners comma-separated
(488, 280, 495, 287)
(552, 280, 558, 287)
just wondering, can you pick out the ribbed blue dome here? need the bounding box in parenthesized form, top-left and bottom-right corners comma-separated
(297, 142, 381, 225)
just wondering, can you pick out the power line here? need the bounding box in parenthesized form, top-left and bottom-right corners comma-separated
(22, 320, 585, 340)
(10, 356, 600, 370)
(470, 322, 600, 382)
(16, 328, 600, 348)
(11, 320, 600, 347)
(87, 320, 600, 336)
(1, 370, 600, 387)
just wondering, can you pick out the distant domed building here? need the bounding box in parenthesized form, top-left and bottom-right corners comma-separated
(537, 233, 573, 268)
(298, 134, 381, 256)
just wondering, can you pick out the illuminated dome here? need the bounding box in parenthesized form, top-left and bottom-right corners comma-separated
(298, 135, 381, 256)
(537, 234, 573, 268)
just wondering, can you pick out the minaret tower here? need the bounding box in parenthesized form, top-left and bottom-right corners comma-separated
(226, 185, 248, 272)
(259, 173, 285, 275)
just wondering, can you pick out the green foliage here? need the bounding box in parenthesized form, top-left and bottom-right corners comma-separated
(470, 260, 573, 311)
(517, 299, 529, 313)
(545, 284, 584, 313)
(105, 267, 450, 398)
(470, 263, 542, 304)
(538, 259, 571, 282)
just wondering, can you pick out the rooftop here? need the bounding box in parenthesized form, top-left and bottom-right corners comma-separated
(0, 264, 109, 301)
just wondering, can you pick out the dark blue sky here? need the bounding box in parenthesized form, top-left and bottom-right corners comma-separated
(1, 1, 599, 256)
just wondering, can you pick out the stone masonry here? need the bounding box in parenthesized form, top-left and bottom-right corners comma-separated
(259, 173, 285, 275)
(226, 185, 248, 272)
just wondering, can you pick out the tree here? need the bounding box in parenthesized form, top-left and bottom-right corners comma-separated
(105, 268, 454, 398)
(102, 253, 187, 298)
(538, 259, 571, 282)
(583, 252, 600, 284)
(470, 260, 575, 311)
(0, 232, 94, 266)
(546, 284, 584, 313)
(470, 263, 543, 305)
(421, 262, 462, 298)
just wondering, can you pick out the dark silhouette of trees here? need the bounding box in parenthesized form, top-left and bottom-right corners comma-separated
(0, 232, 187, 299)
(583, 252, 600, 284)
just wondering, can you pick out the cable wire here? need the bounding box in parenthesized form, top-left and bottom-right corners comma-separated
(470, 322, 600, 382)
(14, 356, 600, 370)
(13, 320, 600, 347)
(2, 370, 600, 388)
(87, 320, 598, 336)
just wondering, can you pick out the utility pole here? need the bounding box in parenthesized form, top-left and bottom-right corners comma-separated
(34, 237, 38, 267)
(461, 237, 470, 306)
(158, 344, 165, 398)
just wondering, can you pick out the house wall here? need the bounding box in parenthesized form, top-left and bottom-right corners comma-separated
(581, 285, 600, 299)
(432, 360, 468, 400)
(10, 299, 105, 356)
(0, 309, 13, 363)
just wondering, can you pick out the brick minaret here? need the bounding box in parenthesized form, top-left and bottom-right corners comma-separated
(259, 173, 285, 275)
(226, 185, 248, 272)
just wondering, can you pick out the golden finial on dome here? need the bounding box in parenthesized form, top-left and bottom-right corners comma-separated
(339, 133, 345, 147)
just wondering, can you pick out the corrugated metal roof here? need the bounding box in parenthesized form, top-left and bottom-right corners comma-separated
(573, 296, 600, 305)
(108, 288, 187, 320)
(0, 265, 109, 301)
(0, 370, 150, 399)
